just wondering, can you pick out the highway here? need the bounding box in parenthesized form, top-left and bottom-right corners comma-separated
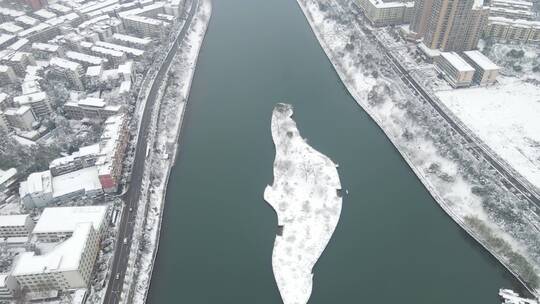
(102, 0, 199, 303)
(348, 2, 540, 212)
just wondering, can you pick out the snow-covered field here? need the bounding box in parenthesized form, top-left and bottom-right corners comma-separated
(297, 0, 540, 294)
(264, 104, 342, 304)
(437, 78, 540, 191)
(120, 0, 212, 303)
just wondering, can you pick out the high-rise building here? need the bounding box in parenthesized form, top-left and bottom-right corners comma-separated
(410, 0, 434, 38)
(412, 0, 489, 51)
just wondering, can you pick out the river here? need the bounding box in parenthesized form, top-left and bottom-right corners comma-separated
(146, 0, 523, 302)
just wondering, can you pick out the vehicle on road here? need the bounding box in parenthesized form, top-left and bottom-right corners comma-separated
(115, 273, 120, 280)
(123, 238, 128, 245)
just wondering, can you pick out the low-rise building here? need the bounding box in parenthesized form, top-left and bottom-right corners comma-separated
(64, 98, 121, 120)
(13, 91, 53, 119)
(31, 43, 64, 60)
(4, 52, 35, 77)
(19, 167, 103, 208)
(49, 57, 84, 90)
(462, 50, 500, 85)
(3, 106, 37, 130)
(0, 274, 19, 300)
(96, 114, 128, 193)
(65, 51, 106, 68)
(121, 14, 167, 36)
(484, 16, 540, 44)
(49, 144, 100, 176)
(435, 52, 475, 88)
(112, 33, 151, 49)
(0, 214, 35, 238)
(355, 0, 414, 26)
(12, 222, 100, 292)
(0, 168, 18, 202)
(31, 205, 107, 242)
(0, 65, 17, 84)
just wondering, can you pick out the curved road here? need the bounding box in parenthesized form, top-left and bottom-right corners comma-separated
(103, 0, 199, 303)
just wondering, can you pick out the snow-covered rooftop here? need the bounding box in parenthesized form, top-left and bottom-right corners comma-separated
(0, 168, 17, 186)
(78, 97, 105, 108)
(51, 167, 102, 198)
(32, 205, 107, 234)
(50, 57, 81, 71)
(462, 51, 500, 71)
(12, 222, 94, 276)
(50, 144, 100, 168)
(112, 33, 151, 46)
(0, 214, 30, 227)
(440, 52, 475, 72)
(66, 51, 106, 65)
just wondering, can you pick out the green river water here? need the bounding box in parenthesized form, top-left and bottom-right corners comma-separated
(146, 0, 522, 302)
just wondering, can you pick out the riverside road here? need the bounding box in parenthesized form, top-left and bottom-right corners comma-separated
(102, 0, 199, 303)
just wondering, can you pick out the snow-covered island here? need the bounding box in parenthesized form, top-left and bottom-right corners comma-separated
(264, 103, 342, 304)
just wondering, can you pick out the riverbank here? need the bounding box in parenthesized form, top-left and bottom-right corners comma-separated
(296, 0, 540, 295)
(119, 0, 212, 303)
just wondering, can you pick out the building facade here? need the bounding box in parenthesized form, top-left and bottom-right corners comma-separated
(462, 50, 500, 85)
(0, 214, 34, 238)
(413, 0, 488, 51)
(435, 52, 475, 87)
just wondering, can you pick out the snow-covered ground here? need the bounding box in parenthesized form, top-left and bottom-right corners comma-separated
(297, 0, 540, 294)
(120, 0, 212, 303)
(264, 104, 342, 304)
(437, 78, 540, 191)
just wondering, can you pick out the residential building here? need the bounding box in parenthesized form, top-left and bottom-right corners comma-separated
(112, 33, 152, 49)
(49, 57, 84, 90)
(484, 16, 540, 43)
(0, 168, 18, 202)
(94, 41, 144, 59)
(121, 15, 167, 36)
(96, 115, 128, 193)
(31, 43, 64, 60)
(0, 111, 8, 133)
(14, 91, 53, 119)
(30, 205, 107, 242)
(49, 144, 100, 176)
(64, 98, 121, 120)
(3, 106, 37, 130)
(12, 223, 100, 292)
(0, 274, 19, 300)
(0, 214, 35, 238)
(462, 50, 500, 85)
(90, 46, 125, 67)
(0, 65, 17, 84)
(0, 34, 17, 49)
(65, 51, 106, 68)
(413, 0, 489, 51)
(356, 0, 415, 26)
(435, 51, 475, 87)
(19, 167, 103, 208)
(4, 52, 35, 77)
(22, 0, 49, 10)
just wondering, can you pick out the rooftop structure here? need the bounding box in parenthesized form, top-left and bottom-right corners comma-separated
(12, 222, 100, 292)
(32, 205, 107, 236)
(435, 52, 476, 88)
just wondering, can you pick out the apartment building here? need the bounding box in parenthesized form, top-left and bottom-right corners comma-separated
(112, 33, 152, 49)
(31, 205, 107, 242)
(13, 91, 53, 119)
(96, 114, 128, 193)
(65, 51, 106, 68)
(0, 214, 35, 238)
(435, 52, 475, 87)
(49, 144, 100, 176)
(0, 274, 19, 300)
(0, 168, 17, 202)
(19, 167, 103, 208)
(12, 223, 100, 292)
(4, 52, 35, 77)
(3, 106, 36, 130)
(462, 50, 500, 85)
(413, 0, 488, 51)
(485, 16, 540, 43)
(64, 98, 121, 120)
(31, 43, 64, 60)
(49, 57, 84, 90)
(0, 65, 17, 84)
(356, 0, 415, 26)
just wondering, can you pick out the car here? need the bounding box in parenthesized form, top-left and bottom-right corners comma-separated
(123, 237, 128, 245)
(129, 207, 133, 212)
(115, 273, 120, 280)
